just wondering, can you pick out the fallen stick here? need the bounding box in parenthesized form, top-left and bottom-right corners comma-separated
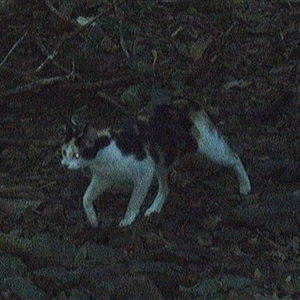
(3, 67, 76, 97)
(44, 0, 78, 27)
(34, 37, 76, 74)
(35, 9, 110, 73)
(0, 31, 28, 68)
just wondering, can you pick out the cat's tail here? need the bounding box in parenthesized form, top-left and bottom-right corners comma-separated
(189, 109, 251, 195)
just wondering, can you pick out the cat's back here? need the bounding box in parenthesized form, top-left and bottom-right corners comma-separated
(110, 100, 199, 166)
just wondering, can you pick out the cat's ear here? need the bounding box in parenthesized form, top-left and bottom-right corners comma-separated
(81, 125, 98, 148)
(64, 116, 78, 142)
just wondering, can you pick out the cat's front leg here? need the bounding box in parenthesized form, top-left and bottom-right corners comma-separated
(82, 177, 111, 227)
(119, 173, 154, 227)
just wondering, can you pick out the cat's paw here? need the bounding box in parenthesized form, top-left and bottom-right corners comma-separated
(119, 214, 137, 227)
(239, 180, 251, 195)
(119, 209, 139, 227)
(119, 218, 133, 227)
(84, 209, 98, 227)
(144, 205, 161, 217)
(88, 215, 99, 227)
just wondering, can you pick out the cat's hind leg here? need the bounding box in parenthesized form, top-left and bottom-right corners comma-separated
(190, 110, 251, 195)
(144, 170, 170, 217)
(119, 171, 154, 227)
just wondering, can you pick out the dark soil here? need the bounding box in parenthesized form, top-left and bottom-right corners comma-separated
(0, 1, 300, 299)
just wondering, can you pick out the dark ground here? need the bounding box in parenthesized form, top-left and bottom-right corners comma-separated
(0, 1, 300, 299)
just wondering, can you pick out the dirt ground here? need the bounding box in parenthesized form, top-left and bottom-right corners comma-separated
(0, 1, 300, 299)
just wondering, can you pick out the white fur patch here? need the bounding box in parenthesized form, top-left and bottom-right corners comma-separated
(191, 111, 251, 195)
(90, 141, 156, 184)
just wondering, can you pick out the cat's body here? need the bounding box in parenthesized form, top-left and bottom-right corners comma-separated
(61, 100, 251, 227)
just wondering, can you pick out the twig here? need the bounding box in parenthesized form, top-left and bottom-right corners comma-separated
(62, 66, 155, 91)
(34, 37, 71, 74)
(3, 64, 76, 97)
(119, 28, 130, 58)
(97, 91, 128, 115)
(256, 230, 286, 252)
(113, 0, 130, 58)
(44, 0, 78, 27)
(35, 38, 81, 79)
(158, 230, 172, 248)
(35, 10, 109, 73)
(0, 31, 28, 67)
(62, 76, 129, 90)
(35, 44, 62, 73)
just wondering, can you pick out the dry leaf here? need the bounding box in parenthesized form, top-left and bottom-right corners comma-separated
(190, 36, 212, 61)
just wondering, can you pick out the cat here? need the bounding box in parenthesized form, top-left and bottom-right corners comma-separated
(61, 100, 251, 227)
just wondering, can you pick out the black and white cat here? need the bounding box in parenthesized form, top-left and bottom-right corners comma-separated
(61, 100, 251, 227)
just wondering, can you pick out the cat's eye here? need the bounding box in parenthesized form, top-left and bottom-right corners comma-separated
(62, 150, 66, 156)
(73, 153, 80, 159)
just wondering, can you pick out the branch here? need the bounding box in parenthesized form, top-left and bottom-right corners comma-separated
(34, 36, 73, 74)
(0, 31, 28, 68)
(35, 38, 69, 73)
(97, 91, 128, 115)
(35, 9, 110, 73)
(3, 64, 76, 97)
(35, 39, 63, 73)
(43, 0, 78, 27)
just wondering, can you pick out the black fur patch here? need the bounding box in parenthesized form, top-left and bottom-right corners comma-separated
(110, 101, 198, 166)
(112, 117, 147, 161)
(76, 135, 111, 160)
(146, 103, 198, 166)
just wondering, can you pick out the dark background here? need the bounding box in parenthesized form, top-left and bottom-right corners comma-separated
(0, 1, 299, 299)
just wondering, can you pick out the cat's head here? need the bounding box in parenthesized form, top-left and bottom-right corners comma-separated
(61, 119, 110, 170)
